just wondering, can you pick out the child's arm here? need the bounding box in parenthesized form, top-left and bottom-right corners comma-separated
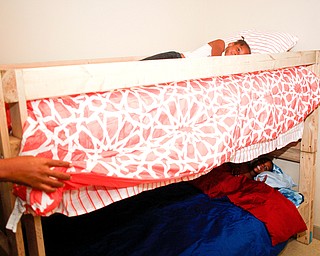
(208, 39, 225, 56)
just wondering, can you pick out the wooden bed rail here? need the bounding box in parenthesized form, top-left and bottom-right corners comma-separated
(0, 50, 319, 255)
(1, 50, 317, 103)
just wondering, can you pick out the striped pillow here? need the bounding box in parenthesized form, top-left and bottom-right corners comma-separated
(225, 30, 298, 54)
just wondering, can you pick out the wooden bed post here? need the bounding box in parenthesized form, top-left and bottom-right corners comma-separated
(0, 70, 46, 256)
(297, 108, 318, 244)
(297, 50, 320, 244)
(0, 71, 26, 255)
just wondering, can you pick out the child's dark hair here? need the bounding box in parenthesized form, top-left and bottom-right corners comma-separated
(235, 36, 251, 54)
(249, 156, 274, 172)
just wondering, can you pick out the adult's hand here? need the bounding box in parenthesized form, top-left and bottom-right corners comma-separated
(0, 156, 71, 193)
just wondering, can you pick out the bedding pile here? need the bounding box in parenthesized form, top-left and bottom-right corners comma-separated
(7, 65, 320, 230)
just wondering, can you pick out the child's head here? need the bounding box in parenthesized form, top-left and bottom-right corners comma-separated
(224, 38, 251, 56)
(250, 157, 273, 175)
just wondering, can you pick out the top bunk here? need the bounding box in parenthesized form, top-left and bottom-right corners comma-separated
(1, 50, 319, 164)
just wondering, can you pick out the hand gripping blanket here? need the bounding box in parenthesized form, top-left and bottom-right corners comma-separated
(7, 66, 320, 231)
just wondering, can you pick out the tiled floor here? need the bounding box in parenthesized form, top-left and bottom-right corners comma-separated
(280, 238, 320, 255)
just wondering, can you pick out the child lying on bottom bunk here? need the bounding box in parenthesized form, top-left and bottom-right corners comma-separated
(228, 156, 274, 179)
(223, 156, 304, 207)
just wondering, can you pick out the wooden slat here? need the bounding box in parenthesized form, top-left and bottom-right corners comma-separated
(269, 141, 301, 162)
(22, 215, 45, 256)
(9, 70, 27, 139)
(0, 73, 11, 158)
(1, 70, 16, 104)
(0, 183, 26, 256)
(2, 50, 317, 102)
(9, 136, 21, 157)
(297, 151, 316, 244)
(0, 55, 143, 70)
(300, 111, 319, 154)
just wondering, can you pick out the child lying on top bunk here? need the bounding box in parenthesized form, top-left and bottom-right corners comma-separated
(142, 37, 251, 60)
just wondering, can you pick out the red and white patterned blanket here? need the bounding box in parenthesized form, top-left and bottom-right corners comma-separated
(10, 66, 320, 220)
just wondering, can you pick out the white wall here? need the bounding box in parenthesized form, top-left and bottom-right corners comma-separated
(1, 0, 320, 64)
(1, 0, 319, 227)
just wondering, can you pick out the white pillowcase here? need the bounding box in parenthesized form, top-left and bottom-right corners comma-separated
(225, 30, 299, 54)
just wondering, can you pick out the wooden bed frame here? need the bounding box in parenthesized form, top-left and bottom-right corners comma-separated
(0, 50, 319, 256)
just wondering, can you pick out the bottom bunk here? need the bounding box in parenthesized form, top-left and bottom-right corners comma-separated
(41, 161, 305, 256)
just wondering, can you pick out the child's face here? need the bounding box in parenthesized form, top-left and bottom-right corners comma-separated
(252, 159, 273, 174)
(225, 42, 251, 56)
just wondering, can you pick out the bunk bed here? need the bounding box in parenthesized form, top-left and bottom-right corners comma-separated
(0, 50, 319, 256)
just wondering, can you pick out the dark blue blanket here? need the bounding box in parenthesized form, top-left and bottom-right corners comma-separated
(42, 182, 286, 256)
